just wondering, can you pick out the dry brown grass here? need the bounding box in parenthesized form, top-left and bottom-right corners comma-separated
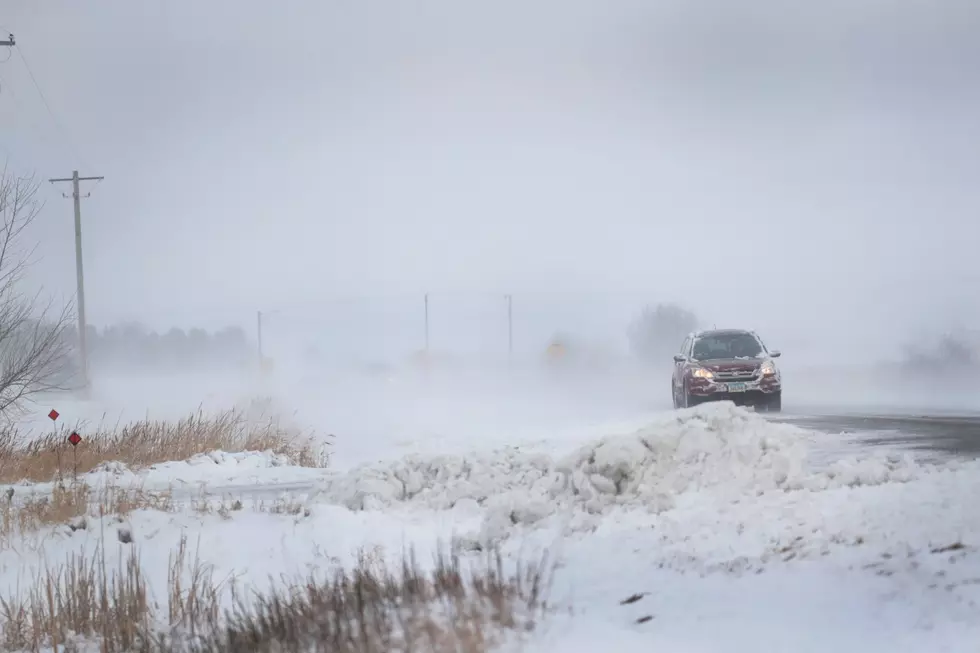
(192, 494, 310, 520)
(0, 538, 554, 653)
(0, 533, 235, 652)
(0, 544, 152, 653)
(0, 408, 329, 485)
(0, 479, 319, 547)
(0, 481, 175, 546)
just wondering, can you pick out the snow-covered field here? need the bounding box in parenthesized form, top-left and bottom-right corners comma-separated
(6, 368, 980, 652)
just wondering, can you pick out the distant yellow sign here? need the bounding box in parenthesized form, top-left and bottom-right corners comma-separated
(546, 342, 566, 361)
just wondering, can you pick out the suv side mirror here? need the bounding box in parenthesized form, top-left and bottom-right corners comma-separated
(769, 350, 781, 358)
(673, 354, 687, 362)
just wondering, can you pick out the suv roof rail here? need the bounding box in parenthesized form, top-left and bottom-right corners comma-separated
(694, 327, 758, 337)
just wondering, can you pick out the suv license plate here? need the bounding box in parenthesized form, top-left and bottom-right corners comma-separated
(726, 383, 748, 392)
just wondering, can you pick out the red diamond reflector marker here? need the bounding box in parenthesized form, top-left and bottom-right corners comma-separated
(48, 409, 60, 421)
(68, 432, 82, 446)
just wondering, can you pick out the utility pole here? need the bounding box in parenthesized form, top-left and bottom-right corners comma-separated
(506, 294, 513, 356)
(256, 309, 280, 377)
(424, 293, 430, 353)
(0, 35, 14, 94)
(257, 310, 264, 363)
(49, 171, 103, 395)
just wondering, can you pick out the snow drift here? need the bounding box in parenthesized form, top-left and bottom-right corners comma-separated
(3, 450, 327, 497)
(315, 403, 926, 531)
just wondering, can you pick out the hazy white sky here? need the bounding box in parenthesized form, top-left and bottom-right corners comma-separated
(1, 0, 979, 358)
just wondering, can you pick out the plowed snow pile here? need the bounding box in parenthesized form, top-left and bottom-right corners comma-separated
(316, 403, 928, 539)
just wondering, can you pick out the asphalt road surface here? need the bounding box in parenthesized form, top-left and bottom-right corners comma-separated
(777, 410, 980, 460)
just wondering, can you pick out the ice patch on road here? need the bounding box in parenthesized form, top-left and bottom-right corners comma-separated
(316, 402, 926, 541)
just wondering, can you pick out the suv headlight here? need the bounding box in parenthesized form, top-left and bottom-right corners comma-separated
(692, 367, 714, 379)
(760, 361, 776, 376)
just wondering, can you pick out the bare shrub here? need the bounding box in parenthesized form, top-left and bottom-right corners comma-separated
(0, 408, 328, 484)
(0, 539, 554, 653)
(0, 167, 75, 417)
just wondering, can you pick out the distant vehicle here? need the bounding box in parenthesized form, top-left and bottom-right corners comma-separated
(671, 328, 782, 412)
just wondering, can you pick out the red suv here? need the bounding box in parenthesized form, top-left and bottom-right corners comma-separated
(671, 329, 782, 412)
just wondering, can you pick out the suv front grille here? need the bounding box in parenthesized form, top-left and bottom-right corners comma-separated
(713, 369, 759, 382)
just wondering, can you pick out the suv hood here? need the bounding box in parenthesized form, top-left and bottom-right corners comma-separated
(695, 358, 765, 373)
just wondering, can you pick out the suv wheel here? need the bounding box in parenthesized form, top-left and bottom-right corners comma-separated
(682, 383, 701, 409)
(761, 392, 782, 413)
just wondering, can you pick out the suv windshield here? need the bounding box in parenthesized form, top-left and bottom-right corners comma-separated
(692, 332, 763, 360)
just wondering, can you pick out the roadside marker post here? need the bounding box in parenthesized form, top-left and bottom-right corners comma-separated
(48, 409, 64, 483)
(68, 431, 82, 482)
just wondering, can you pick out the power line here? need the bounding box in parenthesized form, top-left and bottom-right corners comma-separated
(0, 65, 64, 160)
(13, 41, 92, 169)
(14, 43, 62, 130)
(0, 33, 93, 169)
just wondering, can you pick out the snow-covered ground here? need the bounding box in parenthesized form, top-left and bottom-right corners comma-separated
(7, 369, 980, 651)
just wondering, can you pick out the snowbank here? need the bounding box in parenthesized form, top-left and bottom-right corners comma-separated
(4, 450, 328, 496)
(315, 403, 932, 540)
(3, 399, 978, 651)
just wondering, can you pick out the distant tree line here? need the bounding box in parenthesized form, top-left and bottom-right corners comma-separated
(51, 322, 253, 378)
(627, 303, 700, 366)
(89, 322, 252, 373)
(901, 331, 979, 375)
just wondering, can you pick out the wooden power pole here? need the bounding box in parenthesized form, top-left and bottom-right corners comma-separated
(1, 34, 14, 93)
(424, 293, 430, 353)
(506, 294, 513, 356)
(49, 171, 104, 394)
